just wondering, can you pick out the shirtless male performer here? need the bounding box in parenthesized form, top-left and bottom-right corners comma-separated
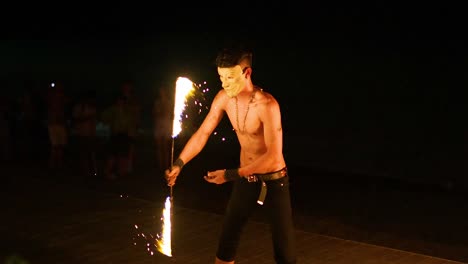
(165, 45, 297, 264)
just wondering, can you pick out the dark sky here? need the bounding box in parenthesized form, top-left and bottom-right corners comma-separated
(2, 1, 465, 84)
(2, 1, 466, 182)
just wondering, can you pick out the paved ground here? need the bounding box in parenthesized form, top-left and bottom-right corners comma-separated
(2, 136, 468, 263)
(2, 170, 465, 264)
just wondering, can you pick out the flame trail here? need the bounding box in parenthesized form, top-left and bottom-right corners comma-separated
(156, 196, 172, 257)
(172, 77, 196, 138)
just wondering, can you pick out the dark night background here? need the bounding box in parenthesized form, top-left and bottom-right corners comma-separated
(1, 1, 467, 188)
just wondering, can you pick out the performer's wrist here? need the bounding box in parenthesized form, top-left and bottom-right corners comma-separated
(224, 168, 241, 181)
(173, 158, 185, 169)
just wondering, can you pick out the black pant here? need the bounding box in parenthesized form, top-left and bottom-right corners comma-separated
(216, 175, 297, 264)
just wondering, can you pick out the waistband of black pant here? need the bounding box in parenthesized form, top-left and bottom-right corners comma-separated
(246, 167, 287, 183)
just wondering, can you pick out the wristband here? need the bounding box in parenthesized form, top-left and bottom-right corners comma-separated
(173, 158, 185, 169)
(224, 168, 241, 181)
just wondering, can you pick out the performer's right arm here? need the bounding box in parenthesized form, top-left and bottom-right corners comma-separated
(165, 91, 226, 186)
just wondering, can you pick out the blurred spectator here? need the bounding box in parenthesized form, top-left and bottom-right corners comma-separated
(153, 87, 172, 171)
(46, 81, 69, 170)
(0, 95, 13, 161)
(101, 95, 136, 179)
(15, 87, 39, 160)
(72, 89, 98, 180)
(120, 80, 141, 174)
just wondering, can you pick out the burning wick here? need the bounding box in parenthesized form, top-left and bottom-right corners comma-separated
(156, 196, 172, 257)
(172, 76, 196, 138)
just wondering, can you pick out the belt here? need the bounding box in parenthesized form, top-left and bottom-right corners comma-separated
(246, 167, 287, 205)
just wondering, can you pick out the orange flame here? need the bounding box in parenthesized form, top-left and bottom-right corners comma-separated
(156, 196, 172, 257)
(172, 77, 195, 138)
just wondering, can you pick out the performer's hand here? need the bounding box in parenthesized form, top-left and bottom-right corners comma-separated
(165, 166, 181, 186)
(204, 169, 227, 185)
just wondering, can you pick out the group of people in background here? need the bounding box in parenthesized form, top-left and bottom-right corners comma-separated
(0, 79, 173, 182)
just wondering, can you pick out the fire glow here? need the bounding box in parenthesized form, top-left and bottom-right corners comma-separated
(172, 77, 196, 138)
(156, 196, 172, 257)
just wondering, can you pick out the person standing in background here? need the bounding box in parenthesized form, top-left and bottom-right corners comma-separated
(101, 95, 135, 180)
(153, 87, 173, 171)
(120, 80, 141, 174)
(46, 81, 69, 171)
(0, 95, 13, 162)
(72, 89, 97, 180)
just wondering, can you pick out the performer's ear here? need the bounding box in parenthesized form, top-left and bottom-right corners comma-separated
(243, 67, 252, 78)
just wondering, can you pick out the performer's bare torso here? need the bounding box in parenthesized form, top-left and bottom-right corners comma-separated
(224, 87, 286, 172)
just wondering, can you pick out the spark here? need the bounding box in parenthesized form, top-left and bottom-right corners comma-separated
(174, 80, 233, 143)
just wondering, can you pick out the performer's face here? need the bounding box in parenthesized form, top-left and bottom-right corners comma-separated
(217, 65, 247, 98)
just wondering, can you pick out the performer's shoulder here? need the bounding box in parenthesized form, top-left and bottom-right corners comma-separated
(211, 89, 229, 107)
(254, 86, 277, 104)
